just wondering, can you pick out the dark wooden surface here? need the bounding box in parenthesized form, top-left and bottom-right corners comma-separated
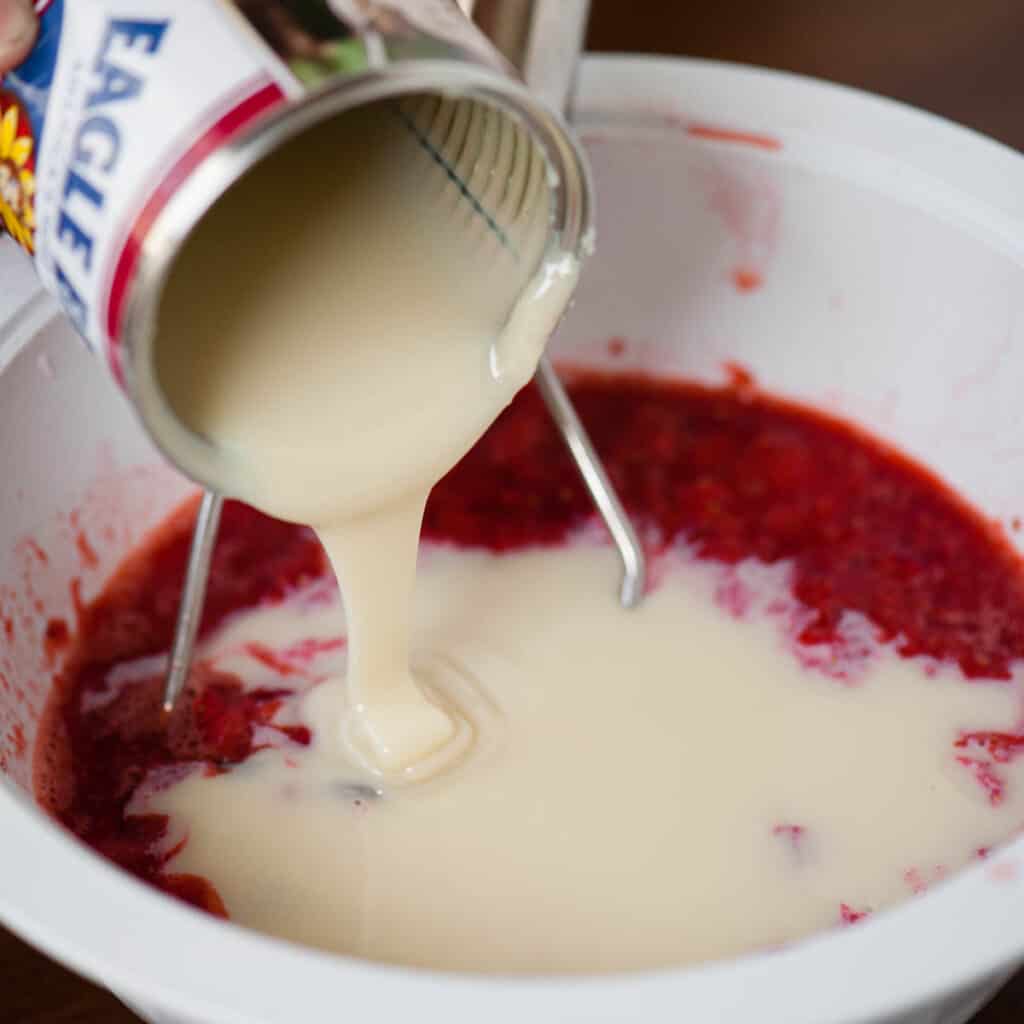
(5, 1, 1024, 1021)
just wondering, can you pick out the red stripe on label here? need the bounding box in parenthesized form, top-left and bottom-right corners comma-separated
(105, 80, 285, 384)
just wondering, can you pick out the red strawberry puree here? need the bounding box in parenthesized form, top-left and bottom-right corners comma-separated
(32, 369, 1024, 946)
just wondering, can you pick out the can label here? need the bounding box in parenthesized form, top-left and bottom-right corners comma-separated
(0, 0, 498, 375)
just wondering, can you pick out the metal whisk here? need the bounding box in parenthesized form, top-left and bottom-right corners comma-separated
(163, 4, 644, 714)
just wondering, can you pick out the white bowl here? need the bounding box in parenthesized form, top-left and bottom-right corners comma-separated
(2, 54, 1024, 1024)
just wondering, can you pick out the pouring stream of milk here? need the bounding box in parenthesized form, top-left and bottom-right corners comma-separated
(155, 98, 577, 776)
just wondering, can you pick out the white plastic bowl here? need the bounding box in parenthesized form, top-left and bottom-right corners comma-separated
(2, 55, 1024, 1024)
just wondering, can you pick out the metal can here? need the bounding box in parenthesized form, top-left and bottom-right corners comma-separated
(0, 0, 591, 490)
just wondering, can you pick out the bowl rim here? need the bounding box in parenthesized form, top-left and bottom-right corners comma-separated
(3, 54, 1024, 1024)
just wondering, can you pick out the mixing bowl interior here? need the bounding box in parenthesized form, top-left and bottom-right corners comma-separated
(554, 82, 1024, 536)
(2, 54, 1024, 1024)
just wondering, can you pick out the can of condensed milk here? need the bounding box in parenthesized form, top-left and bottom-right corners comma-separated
(0, 0, 591, 491)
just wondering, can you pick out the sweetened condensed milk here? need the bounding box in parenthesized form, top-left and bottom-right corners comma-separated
(154, 97, 577, 777)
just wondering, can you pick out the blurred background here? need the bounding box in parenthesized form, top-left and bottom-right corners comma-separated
(586, 0, 1022, 150)
(3, 1, 1023, 1020)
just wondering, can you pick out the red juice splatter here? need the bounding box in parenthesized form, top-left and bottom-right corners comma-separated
(70, 510, 99, 569)
(75, 531, 99, 570)
(956, 731, 1024, 764)
(23, 539, 48, 565)
(43, 618, 70, 665)
(839, 903, 870, 924)
(987, 861, 1019, 882)
(723, 362, 757, 395)
(731, 267, 763, 293)
(278, 725, 312, 747)
(686, 123, 782, 152)
(772, 824, 806, 859)
(715, 571, 752, 619)
(953, 731, 1024, 804)
(160, 873, 228, 917)
(956, 756, 1005, 805)
(8, 723, 25, 759)
(904, 866, 947, 895)
(772, 824, 805, 842)
(244, 643, 302, 678)
(280, 635, 345, 664)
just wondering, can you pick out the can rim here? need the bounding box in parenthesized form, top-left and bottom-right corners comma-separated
(119, 61, 594, 499)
